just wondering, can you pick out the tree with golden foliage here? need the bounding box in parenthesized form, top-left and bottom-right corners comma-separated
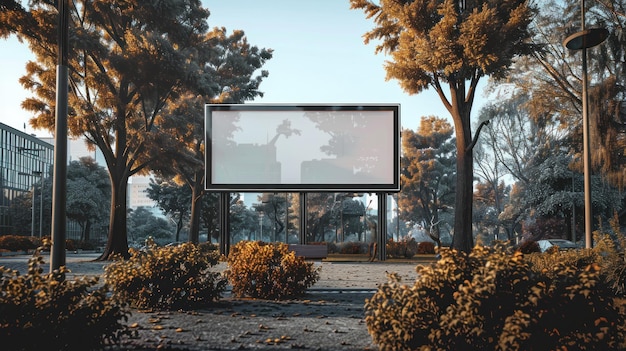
(350, 0, 535, 251)
(2, 1, 270, 259)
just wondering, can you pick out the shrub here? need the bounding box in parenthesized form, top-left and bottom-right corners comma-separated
(104, 242, 227, 310)
(516, 240, 541, 254)
(365, 244, 625, 351)
(65, 238, 76, 251)
(0, 245, 128, 351)
(386, 237, 418, 258)
(416, 241, 436, 254)
(226, 241, 320, 299)
(0, 235, 38, 252)
(523, 217, 568, 241)
(338, 241, 368, 254)
(524, 232, 626, 297)
(592, 232, 626, 297)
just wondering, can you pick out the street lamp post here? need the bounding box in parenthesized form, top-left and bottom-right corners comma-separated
(258, 211, 264, 241)
(19, 170, 43, 238)
(563, 0, 608, 249)
(34, 170, 43, 238)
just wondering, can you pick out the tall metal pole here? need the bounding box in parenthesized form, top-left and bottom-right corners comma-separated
(299, 192, 307, 244)
(580, 0, 593, 249)
(36, 170, 43, 238)
(30, 184, 36, 237)
(564, 0, 608, 249)
(51, 0, 69, 271)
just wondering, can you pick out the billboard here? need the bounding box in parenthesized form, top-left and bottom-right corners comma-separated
(205, 104, 400, 191)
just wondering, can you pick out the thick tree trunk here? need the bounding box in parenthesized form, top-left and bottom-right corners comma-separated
(452, 144, 474, 252)
(97, 173, 129, 260)
(448, 87, 475, 253)
(84, 220, 91, 242)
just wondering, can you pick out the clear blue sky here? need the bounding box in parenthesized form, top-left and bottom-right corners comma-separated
(0, 0, 487, 137)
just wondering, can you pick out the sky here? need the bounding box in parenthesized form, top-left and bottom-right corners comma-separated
(0, 0, 488, 138)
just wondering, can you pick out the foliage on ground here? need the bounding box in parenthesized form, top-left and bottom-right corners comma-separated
(226, 241, 320, 299)
(0, 245, 128, 351)
(365, 243, 625, 351)
(104, 241, 226, 310)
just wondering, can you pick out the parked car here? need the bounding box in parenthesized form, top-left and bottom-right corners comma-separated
(536, 239, 579, 252)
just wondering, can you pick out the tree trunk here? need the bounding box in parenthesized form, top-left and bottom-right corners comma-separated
(451, 124, 474, 252)
(84, 220, 91, 242)
(175, 216, 183, 242)
(97, 172, 129, 260)
(188, 171, 204, 244)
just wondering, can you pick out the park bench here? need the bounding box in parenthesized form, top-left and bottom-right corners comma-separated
(288, 244, 328, 260)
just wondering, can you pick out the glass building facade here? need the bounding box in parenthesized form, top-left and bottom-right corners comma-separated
(0, 122, 54, 236)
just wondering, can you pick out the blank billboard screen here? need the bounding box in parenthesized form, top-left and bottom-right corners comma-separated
(205, 104, 400, 191)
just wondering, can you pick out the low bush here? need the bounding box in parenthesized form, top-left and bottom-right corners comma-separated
(386, 237, 418, 258)
(516, 240, 541, 254)
(104, 242, 227, 310)
(323, 241, 368, 254)
(524, 232, 626, 297)
(0, 245, 128, 351)
(339, 241, 368, 254)
(0, 235, 38, 252)
(226, 241, 320, 299)
(365, 243, 625, 351)
(416, 241, 436, 254)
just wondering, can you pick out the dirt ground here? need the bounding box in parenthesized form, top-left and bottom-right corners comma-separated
(113, 290, 378, 351)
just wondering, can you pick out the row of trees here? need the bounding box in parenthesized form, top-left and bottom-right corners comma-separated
(3, 0, 624, 258)
(8, 157, 176, 245)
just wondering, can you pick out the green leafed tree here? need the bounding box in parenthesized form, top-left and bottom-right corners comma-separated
(146, 177, 191, 242)
(350, 0, 536, 251)
(127, 206, 174, 246)
(66, 157, 110, 242)
(2, 0, 234, 259)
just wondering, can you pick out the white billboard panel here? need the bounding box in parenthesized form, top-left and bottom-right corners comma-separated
(205, 104, 400, 191)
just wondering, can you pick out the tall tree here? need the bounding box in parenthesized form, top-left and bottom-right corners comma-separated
(66, 157, 110, 241)
(127, 206, 174, 246)
(350, 0, 536, 251)
(306, 193, 341, 243)
(399, 116, 456, 247)
(472, 180, 509, 244)
(146, 178, 191, 242)
(153, 27, 272, 244)
(509, 0, 626, 189)
(4, 1, 226, 259)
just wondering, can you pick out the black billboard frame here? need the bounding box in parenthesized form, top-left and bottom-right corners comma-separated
(205, 103, 401, 192)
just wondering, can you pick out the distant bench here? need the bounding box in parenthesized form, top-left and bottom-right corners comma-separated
(289, 244, 328, 260)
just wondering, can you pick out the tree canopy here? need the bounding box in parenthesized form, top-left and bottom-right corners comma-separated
(351, 0, 536, 251)
(400, 116, 456, 246)
(3, 0, 271, 259)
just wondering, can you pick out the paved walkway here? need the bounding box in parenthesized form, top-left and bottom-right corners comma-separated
(0, 251, 422, 289)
